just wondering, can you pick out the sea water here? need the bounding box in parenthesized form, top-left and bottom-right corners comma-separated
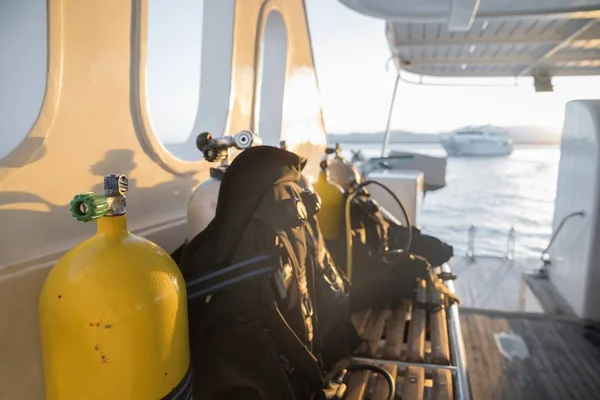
(338, 142, 560, 260)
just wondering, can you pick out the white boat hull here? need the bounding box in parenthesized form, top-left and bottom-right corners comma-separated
(441, 139, 512, 157)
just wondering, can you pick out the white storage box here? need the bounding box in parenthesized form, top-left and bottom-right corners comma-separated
(367, 170, 424, 227)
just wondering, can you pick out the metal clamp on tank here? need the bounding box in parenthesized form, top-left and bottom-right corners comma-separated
(196, 130, 262, 162)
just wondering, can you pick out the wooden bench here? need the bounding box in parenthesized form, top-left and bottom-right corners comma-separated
(344, 280, 455, 400)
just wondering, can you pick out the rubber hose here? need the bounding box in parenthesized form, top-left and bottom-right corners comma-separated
(346, 364, 395, 400)
(344, 179, 413, 282)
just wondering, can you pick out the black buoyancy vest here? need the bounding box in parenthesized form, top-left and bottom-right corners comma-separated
(180, 146, 359, 400)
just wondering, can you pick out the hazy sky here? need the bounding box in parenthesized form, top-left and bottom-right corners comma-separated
(305, 0, 600, 134)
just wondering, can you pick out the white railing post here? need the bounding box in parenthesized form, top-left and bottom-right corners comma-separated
(506, 227, 515, 262)
(467, 225, 476, 260)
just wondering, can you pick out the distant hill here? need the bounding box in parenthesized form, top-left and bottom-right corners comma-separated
(328, 131, 438, 144)
(329, 125, 560, 145)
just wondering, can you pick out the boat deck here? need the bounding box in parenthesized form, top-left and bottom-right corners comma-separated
(450, 256, 542, 313)
(461, 308, 600, 400)
(346, 299, 457, 400)
(344, 257, 600, 400)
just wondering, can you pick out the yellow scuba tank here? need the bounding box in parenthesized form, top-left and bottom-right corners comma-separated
(312, 158, 345, 240)
(39, 174, 193, 400)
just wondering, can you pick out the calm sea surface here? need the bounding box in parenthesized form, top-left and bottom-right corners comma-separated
(338, 142, 560, 260)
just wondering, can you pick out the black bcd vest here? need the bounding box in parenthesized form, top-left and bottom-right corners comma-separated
(179, 146, 360, 400)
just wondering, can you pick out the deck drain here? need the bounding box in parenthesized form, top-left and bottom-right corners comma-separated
(494, 330, 530, 361)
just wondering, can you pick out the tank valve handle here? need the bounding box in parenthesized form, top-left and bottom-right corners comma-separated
(69, 174, 129, 222)
(319, 160, 329, 171)
(196, 130, 262, 162)
(70, 193, 109, 222)
(325, 143, 342, 157)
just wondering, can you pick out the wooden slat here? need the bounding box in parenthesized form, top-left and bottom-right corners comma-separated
(351, 308, 372, 335)
(382, 300, 410, 360)
(372, 364, 398, 400)
(346, 308, 390, 400)
(345, 370, 370, 400)
(432, 369, 453, 400)
(365, 308, 390, 356)
(351, 308, 373, 356)
(430, 293, 451, 365)
(404, 281, 427, 362)
(402, 366, 424, 400)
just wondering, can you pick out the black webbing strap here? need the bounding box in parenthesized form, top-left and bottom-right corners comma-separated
(186, 253, 282, 301)
(161, 363, 194, 400)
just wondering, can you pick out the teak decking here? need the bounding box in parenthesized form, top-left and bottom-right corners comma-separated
(344, 258, 600, 400)
(346, 299, 455, 400)
(460, 309, 600, 400)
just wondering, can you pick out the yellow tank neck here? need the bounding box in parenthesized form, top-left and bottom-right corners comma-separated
(96, 214, 128, 238)
(317, 169, 329, 182)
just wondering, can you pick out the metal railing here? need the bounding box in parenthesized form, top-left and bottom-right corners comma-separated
(466, 211, 585, 268)
(538, 210, 585, 276)
(441, 263, 472, 400)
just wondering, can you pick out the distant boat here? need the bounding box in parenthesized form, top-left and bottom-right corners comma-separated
(440, 125, 513, 157)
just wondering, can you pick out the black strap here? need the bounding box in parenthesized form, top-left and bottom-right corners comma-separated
(413, 299, 443, 313)
(186, 254, 282, 301)
(161, 363, 194, 400)
(209, 166, 226, 180)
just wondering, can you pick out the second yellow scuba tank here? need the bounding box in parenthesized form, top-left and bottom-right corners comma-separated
(39, 174, 193, 399)
(312, 157, 345, 240)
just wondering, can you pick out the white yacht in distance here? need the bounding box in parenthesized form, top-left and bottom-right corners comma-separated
(440, 125, 513, 157)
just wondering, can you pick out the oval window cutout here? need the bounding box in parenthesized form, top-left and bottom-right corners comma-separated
(146, 0, 234, 162)
(0, 0, 47, 161)
(256, 10, 288, 146)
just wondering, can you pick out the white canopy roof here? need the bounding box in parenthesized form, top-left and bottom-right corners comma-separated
(338, 0, 600, 82)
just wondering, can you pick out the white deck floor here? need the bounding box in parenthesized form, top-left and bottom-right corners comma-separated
(449, 256, 545, 313)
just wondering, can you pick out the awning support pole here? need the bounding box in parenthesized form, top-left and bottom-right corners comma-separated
(381, 70, 402, 158)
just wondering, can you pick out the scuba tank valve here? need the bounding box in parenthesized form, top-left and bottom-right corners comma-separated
(326, 143, 363, 192)
(196, 130, 261, 162)
(187, 130, 262, 240)
(39, 174, 193, 400)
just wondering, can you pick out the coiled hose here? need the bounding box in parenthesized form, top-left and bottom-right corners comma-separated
(347, 364, 395, 400)
(344, 180, 412, 281)
(319, 363, 396, 400)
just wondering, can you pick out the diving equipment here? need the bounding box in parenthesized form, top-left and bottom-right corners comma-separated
(38, 174, 192, 400)
(186, 130, 262, 241)
(180, 146, 360, 399)
(280, 140, 313, 190)
(312, 158, 345, 240)
(325, 178, 457, 311)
